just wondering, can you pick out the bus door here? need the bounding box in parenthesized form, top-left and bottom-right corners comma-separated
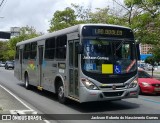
(19, 49, 23, 80)
(37, 44, 44, 90)
(68, 40, 79, 99)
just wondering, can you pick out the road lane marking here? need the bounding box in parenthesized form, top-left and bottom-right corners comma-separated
(10, 110, 37, 114)
(139, 97, 160, 105)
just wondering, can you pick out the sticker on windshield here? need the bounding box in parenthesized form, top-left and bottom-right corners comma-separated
(102, 64, 113, 74)
(84, 64, 96, 71)
(114, 65, 121, 74)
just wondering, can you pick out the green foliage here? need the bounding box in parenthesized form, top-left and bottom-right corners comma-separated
(89, 7, 126, 25)
(89, 8, 110, 23)
(48, 5, 128, 32)
(145, 56, 155, 65)
(124, 0, 160, 62)
(71, 3, 91, 22)
(48, 4, 93, 32)
(48, 7, 77, 32)
(0, 41, 7, 61)
(150, 45, 160, 62)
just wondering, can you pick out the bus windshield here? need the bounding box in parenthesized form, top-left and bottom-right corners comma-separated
(82, 39, 137, 74)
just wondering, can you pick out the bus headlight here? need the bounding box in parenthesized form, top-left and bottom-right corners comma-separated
(81, 78, 99, 90)
(129, 79, 138, 88)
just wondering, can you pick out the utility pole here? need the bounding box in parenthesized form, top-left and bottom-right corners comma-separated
(0, 0, 10, 39)
(0, 0, 5, 18)
(0, 0, 5, 8)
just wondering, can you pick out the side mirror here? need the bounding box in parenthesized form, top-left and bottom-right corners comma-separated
(136, 43, 140, 60)
(78, 44, 83, 54)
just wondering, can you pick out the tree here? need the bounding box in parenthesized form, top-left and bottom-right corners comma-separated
(0, 41, 7, 61)
(89, 7, 126, 25)
(71, 3, 91, 23)
(48, 7, 77, 32)
(145, 56, 155, 65)
(123, 0, 160, 61)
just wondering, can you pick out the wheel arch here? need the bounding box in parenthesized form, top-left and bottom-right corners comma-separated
(54, 74, 65, 94)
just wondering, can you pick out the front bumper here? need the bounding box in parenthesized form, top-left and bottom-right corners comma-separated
(79, 85, 139, 103)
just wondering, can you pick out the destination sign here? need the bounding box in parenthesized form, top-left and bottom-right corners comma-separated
(94, 29, 123, 36)
(82, 26, 134, 39)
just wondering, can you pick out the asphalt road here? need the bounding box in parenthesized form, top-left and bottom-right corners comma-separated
(0, 67, 160, 123)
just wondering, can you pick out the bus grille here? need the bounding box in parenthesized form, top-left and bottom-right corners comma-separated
(103, 91, 124, 97)
(95, 77, 129, 84)
(100, 85, 126, 89)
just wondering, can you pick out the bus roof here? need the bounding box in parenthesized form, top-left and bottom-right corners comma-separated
(16, 24, 132, 46)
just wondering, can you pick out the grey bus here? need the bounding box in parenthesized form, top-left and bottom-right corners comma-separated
(14, 24, 139, 103)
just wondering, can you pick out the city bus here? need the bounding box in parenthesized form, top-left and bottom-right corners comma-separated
(14, 24, 140, 103)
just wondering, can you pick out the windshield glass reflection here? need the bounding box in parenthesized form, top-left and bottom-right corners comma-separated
(82, 39, 137, 74)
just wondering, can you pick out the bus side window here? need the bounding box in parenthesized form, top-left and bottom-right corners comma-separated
(45, 37, 55, 59)
(30, 42, 37, 59)
(56, 35, 67, 59)
(23, 43, 31, 59)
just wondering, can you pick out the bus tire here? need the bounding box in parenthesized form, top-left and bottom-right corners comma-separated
(25, 74, 30, 90)
(57, 81, 67, 104)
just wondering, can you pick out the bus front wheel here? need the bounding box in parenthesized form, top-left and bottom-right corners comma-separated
(57, 82, 67, 104)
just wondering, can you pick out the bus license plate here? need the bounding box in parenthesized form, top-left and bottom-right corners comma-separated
(154, 87, 160, 91)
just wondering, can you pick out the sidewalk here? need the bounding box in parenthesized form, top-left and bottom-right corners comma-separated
(0, 85, 45, 123)
(0, 85, 29, 114)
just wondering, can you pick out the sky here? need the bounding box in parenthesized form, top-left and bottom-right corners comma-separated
(0, 0, 123, 34)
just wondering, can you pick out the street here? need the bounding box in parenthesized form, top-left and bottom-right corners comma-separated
(0, 67, 160, 123)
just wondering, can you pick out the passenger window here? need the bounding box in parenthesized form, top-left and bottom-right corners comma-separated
(56, 35, 67, 59)
(30, 42, 37, 59)
(45, 37, 55, 59)
(23, 43, 31, 59)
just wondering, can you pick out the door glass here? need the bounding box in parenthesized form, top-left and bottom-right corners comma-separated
(69, 42, 73, 67)
(39, 46, 43, 65)
(69, 41, 79, 97)
(69, 42, 74, 94)
(75, 42, 79, 96)
(75, 42, 79, 68)
(38, 46, 44, 87)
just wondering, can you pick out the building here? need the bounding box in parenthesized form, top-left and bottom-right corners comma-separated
(10, 27, 20, 37)
(140, 43, 153, 61)
(140, 44, 153, 54)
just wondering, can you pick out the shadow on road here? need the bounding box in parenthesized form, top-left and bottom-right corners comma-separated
(66, 100, 140, 113)
(18, 83, 140, 113)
